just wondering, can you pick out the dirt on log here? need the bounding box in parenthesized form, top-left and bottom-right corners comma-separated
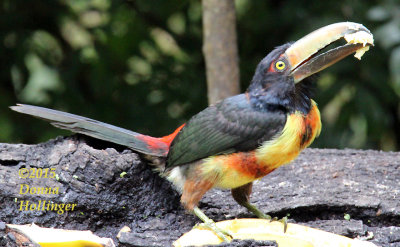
(0, 135, 399, 246)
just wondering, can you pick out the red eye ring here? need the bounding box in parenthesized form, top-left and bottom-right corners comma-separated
(267, 62, 276, 72)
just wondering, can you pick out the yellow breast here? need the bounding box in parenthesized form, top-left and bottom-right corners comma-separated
(198, 101, 321, 190)
(256, 100, 322, 170)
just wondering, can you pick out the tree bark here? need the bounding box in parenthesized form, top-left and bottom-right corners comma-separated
(202, 0, 240, 105)
(0, 136, 399, 246)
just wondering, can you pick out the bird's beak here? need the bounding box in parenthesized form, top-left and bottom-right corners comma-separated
(285, 22, 374, 83)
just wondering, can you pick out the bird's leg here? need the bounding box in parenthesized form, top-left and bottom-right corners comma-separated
(231, 182, 271, 219)
(192, 207, 232, 242)
(181, 177, 232, 242)
(231, 183, 288, 231)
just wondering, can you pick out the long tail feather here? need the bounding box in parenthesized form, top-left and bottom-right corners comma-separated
(10, 104, 169, 157)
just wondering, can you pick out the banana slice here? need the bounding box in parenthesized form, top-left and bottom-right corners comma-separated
(344, 31, 374, 60)
(173, 219, 378, 247)
(7, 223, 115, 247)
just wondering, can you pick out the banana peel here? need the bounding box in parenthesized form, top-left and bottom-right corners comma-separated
(6, 223, 115, 247)
(173, 219, 378, 247)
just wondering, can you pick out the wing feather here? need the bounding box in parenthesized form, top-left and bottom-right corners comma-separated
(166, 94, 286, 168)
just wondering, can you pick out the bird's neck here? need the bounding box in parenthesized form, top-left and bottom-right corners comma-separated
(248, 80, 313, 115)
(292, 80, 314, 114)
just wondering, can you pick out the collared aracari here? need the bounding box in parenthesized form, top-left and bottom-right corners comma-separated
(11, 22, 373, 241)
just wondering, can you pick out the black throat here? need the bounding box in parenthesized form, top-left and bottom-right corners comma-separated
(247, 75, 313, 115)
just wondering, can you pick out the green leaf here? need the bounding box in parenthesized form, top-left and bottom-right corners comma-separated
(374, 21, 400, 49)
(367, 6, 390, 21)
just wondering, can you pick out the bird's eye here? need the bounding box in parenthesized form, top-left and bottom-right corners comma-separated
(275, 61, 286, 71)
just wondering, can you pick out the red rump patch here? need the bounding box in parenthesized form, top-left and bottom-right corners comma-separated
(136, 135, 167, 150)
(157, 123, 185, 146)
(136, 124, 185, 155)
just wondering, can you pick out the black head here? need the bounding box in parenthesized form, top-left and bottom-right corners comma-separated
(248, 43, 312, 114)
(247, 22, 373, 115)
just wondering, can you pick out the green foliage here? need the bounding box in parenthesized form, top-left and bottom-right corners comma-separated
(0, 0, 399, 151)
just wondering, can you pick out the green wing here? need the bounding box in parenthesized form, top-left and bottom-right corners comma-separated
(166, 94, 287, 168)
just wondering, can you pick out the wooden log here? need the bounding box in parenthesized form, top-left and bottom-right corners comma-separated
(0, 136, 398, 246)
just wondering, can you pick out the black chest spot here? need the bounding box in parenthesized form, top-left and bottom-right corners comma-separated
(300, 123, 313, 147)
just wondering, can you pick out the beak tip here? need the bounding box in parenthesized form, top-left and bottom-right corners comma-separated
(287, 22, 373, 83)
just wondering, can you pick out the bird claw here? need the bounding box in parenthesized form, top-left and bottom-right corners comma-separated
(241, 202, 289, 232)
(257, 212, 288, 233)
(269, 215, 288, 233)
(279, 216, 289, 233)
(195, 222, 233, 242)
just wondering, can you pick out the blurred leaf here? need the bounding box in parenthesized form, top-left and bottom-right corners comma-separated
(19, 54, 63, 104)
(139, 41, 160, 62)
(80, 10, 109, 28)
(322, 85, 355, 125)
(167, 13, 186, 35)
(349, 114, 367, 149)
(367, 6, 390, 21)
(389, 46, 400, 97)
(80, 46, 99, 63)
(150, 28, 188, 62)
(127, 56, 152, 77)
(30, 31, 63, 65)
(188, 1, 202, 22)
(62, 0, 110, 13)
(374, 20, 400, 49)
(147, 90, 164, 105)
(0, 118, 13, 141)
(61, 18, 93, 49)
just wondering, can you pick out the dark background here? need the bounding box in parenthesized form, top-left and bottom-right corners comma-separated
(1, 0, 399, 151)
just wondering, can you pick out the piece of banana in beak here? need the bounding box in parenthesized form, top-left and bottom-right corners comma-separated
(344, 30, 374, 60)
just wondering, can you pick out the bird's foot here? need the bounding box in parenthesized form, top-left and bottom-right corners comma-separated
(194, 222, 233, 242)
(243, 202, 289, 232)
(275, 215, 288, 233)
(192, 207, 232, 242)
(260, 213, 288, 233)
(265, 214, 289, 233)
